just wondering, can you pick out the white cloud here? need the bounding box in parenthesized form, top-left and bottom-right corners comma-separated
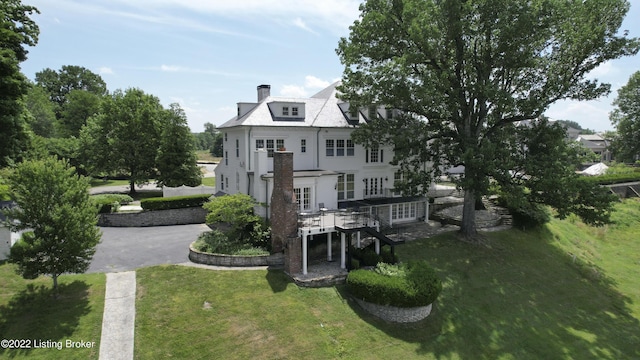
(304, 75, 330, 89)
(546, 99, 614, 132)
(280, 84, 307, 98)
(160, 64, 182, 72)
(98, 66, 114, 75)
(292, 18, 318, 35)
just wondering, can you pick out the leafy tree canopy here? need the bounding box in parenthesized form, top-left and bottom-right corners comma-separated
(35, 65, 107, 110)
(338, 0, 639, 238)
(79, 88, 165, 193)
(0, 0, 39, 167)
(610, 70, 640, 162)
(5, 157, 101, 292)
(156, 103, 202, 187)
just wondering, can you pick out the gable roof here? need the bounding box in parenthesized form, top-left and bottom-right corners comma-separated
(219, 82, 366, 129)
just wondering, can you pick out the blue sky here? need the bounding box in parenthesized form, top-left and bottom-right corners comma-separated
(19, 0, 640, 133)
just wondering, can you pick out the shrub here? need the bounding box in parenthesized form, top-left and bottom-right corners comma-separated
(361, 248, 382, 267)
(193, 230, 270, 256)
(510, 202, 550, 228)
(141, 194, 211, 211)
(91, 194, 134, 213)
(380, 247, 399, 264)
(346, 261, 442, 308)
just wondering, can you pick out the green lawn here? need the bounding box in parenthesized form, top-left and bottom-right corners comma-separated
(135, 200, 640, 359)
(2, 200, 638, 359)
(0, 264, 105, 360)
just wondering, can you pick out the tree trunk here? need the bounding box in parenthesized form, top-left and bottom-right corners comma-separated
(460, 189, 478, 240)
(129, 178, 136, 195)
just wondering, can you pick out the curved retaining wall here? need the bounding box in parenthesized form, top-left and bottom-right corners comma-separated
(98, 207, 207, 227)
(354, 299, 433, 323)
(188, 244, 284, 267)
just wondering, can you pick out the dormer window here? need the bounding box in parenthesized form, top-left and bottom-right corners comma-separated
(283, 106, 289, 116)
(268, 102, 305, 121)
(292, 107, 298, 116)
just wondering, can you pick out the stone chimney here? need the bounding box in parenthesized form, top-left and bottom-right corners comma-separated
(270, 150, 301, 275)
(257, 84, 271, 102)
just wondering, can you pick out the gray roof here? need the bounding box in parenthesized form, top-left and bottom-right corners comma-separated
(219, 82, 366, 129)
(0, 201, 16, 223)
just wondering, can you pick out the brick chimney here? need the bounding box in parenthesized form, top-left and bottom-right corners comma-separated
(270, 150, 301, 275)
(257, 84, 270, 102)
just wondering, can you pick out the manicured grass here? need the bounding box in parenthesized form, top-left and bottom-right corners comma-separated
(201, 176, 216, 187)
(89, 178, 130, 187)
(0, 263, 106, 360)
(135, 199, 640, 359)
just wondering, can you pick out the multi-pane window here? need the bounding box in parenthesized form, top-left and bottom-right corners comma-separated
(326, 139, 354, 157)
(363, 177, 384, 197)
(326, 139, 334, 157)
(255, 138, 285, 157)
(392, 203, 417, 220)
(235, 139, 239, 157)
(336, 139, 345, 156)
(294, 187, 311, 211)
(283, 106, 289, 116)
(337, 174, 355, 201)
(301, 139, 306, 153)
(393, 171, 403, 196)
(220, 176, 224, 190)
(366, 146, 383, 163)
(225, 151, 228, 165)
(292, 107, 299, 116)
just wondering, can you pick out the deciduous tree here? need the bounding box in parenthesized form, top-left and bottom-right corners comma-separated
(156, 103, 202, 187)
(610, 70, 640, 162)
(0, 0, 39, 166)
(79, 88, 164, 193)
(35, 65, 107, 111)
(5, 157, 101, 293)
(338, 0, 639, 239)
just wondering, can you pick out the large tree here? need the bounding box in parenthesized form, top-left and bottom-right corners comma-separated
(79, 88, 165, 193)
(0, 0, 39, 167)
(24, 83, 56, 137)
(610, 70, 640, 162)
(338, 0, 639, 239)
(156, 103, 202, 187)
(5, 157, 101, 293)
(35, 65, 107, 111)
(57, 89, 102, 138)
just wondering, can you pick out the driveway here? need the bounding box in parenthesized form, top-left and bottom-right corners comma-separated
(88, 224, 210, 273)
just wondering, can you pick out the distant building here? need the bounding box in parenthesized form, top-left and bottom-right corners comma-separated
(576, 134, 612, 162)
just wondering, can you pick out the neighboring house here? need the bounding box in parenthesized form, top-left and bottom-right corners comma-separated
(0, 201, 16, 261)
(576, 134, 612, 162)
(214, 83, 430, 227)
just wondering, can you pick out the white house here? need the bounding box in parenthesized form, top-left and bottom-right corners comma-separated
(576, 134, 612, 162)
(0, 201, 16, 261)
(214, 83, 430, 228)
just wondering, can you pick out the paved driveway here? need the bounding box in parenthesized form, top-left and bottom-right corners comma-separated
(88, 224, 210, 273)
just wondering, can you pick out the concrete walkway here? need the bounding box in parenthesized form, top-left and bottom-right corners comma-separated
(99, 271, 136, 360)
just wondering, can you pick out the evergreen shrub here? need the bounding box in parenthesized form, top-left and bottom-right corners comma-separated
(141, 194, 211, 211)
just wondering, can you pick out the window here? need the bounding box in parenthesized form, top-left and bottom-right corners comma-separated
(364, 177, 384, 197)
(301, 139, 306, 153)
(283, 106, 289, 116)
(294, 187, 311, 211)
(326, 139, 354, 157)
(235, 139, 239, 157)
(349, 106, 359, 119)
(220, 176, 224, 190)
(393, 171, 403, 196)
(292, 107, 298, 116)
(337, 174, 355, 201)
(256, 138, 284, 157)
(326, 139, 334, 157)
(347, 140, 354, 156)
(225, 133, 228, 142)
(392, 203, 417, 220)
(236, 173, 240, 191)
(336, 139, 345, 156)
(366, 146, 383, 163)
(368, 105, 377, 120)
(225, 151, 228, 165)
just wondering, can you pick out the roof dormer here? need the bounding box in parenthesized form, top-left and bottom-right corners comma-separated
(267, 102, 305, 121)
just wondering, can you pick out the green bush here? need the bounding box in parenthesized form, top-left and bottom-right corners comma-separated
(361, 248, 382, 267)
(141, 194, 211, 211)
(193, 230, 269, 256)
(510, 202, 550, 229)
(347, 261, 442, 308)
(91, 194, 134, 213)
(380, 247, 399, 264)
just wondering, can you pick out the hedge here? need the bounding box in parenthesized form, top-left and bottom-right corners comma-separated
(141, 194, 211, 211)
(91, 194, 134, 213)
(347, 261, 442, 308)
(583, 172, 640, 185)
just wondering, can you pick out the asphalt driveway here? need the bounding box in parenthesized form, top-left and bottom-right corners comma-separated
(88, 224, 210, 273)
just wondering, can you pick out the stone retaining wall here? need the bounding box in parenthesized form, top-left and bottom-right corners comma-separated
(98, 207, 207, 227)
(354, 299, 433, 323)
(188, 244, 284, 267)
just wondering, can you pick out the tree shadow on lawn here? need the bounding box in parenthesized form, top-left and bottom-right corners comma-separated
(265, 267, 292, 293)
(342, 228, 640, 359)
(0, 281, 92, 358)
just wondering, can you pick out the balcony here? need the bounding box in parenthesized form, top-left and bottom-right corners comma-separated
(297, 209, 378, 236)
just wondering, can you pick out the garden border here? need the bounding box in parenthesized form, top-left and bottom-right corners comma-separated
(188, 243, 284, 267)
(354, 298, 433, 323)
